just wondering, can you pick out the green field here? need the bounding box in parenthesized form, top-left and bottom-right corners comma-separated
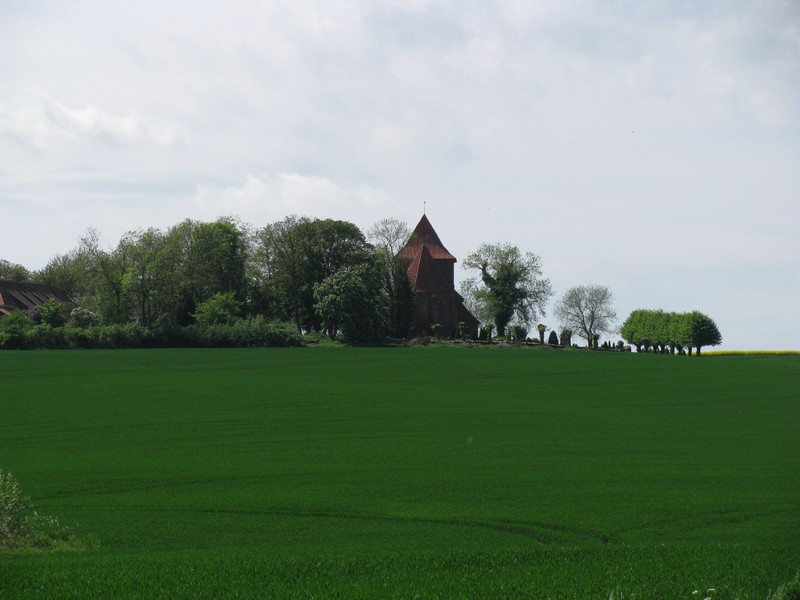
(1, 347, 798, 598)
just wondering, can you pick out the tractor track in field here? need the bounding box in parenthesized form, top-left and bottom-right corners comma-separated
(145, 504, 610, 546)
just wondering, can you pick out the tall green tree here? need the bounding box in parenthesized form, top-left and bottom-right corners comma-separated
(0, 260, 31, 282)
(682, 311, 722, 355)
(36, 249, 90, 302)
(254, 217, 374, 332)
(119, 228, 173, 327)
(185, 218, 247, 303)
(462, 243, 553, 337)
(367, 218, 414, 338)
(314, 260, 386, 343)
(76, 229, 132, 324)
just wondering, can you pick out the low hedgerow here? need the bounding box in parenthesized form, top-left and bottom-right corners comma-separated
(0, 317, 304, 349)
(181, 316, 305, 348)
(23, 324, 68, 349)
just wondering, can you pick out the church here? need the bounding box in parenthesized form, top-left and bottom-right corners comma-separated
(397, 215, 479, 338)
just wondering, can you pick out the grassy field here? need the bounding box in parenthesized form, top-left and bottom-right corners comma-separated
(1, 347, 798, 598)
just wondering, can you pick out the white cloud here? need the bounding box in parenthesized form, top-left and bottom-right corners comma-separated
(194, 173, 391, 225)
(0, 92, 179, 148)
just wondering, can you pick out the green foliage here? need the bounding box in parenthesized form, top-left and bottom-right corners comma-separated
(69, 307, 99, 328)
(768, 572, 800, 600)
(510, 325, 528, 341)
(181, 317, 305, 348)
(39, 299, 66, 327)
(685, 310, 723, 355)
(314, 261, 386, 343)
(23, 324, 67, 349)
(0, 469, 81, 551)
(462, 243, 553, 337)
(0, 311, 34, 349)
(35, 249, 89, 302)
(0, 469, 29, 547)
(367, 219, 414, 339)
(620, 309, 722, 354)
(192, 291, 242, 326)
(1, 318, 305, 350)
(254, 217, 375, 332)
(0, 259, 31, 282)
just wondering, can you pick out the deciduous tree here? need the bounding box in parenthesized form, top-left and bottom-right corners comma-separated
(462, 243, 552, 337)
(367, 218, 414, 338)
(0, 260, 31, 282)
(254, 217, 374, 332)
(553, 285, 617, 347)
(314, 261, 386, 343)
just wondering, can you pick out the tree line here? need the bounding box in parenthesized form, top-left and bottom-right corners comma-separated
(1, 216, 415, 346)
(619, 309, 722, 355)
(1, 215, 722, 353)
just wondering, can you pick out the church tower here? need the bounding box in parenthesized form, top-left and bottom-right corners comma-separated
(397, 215, 478, 337)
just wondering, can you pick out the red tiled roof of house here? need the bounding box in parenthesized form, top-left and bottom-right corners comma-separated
(398, 214, 456, 262)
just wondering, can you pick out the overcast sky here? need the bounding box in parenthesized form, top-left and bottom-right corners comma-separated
(1, 0, 798, 350)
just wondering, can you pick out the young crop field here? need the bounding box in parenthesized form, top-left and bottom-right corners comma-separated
(1, 347, 798, 598)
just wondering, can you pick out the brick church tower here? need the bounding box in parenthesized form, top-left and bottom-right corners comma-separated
(397, 215, 479, 337)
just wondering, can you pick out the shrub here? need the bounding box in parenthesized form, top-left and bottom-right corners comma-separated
(192, 292, 242, 326)
(548, 330, 559, 345)
(767, 572, 800, 600)
(182, 317, 305, 348)
(40, 299, 67, 327)
(0, 311, 34, 349)
(511, 325, 528, 342)
(0, 468, 80, 550)
(69, 307, 99, 328)
(0, 468, 30, 547)
(24, 324, 67, 349)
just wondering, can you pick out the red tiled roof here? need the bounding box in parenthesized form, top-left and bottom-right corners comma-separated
(398, 214, 456, 262)
(406, 244, 451, 293)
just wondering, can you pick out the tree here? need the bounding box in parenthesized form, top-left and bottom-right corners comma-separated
(0, 311, 34, 349)
(553, 285, 617, 347)
(462, 243, 553, 337)
(35, 249, 90, 302)
(184, 218, 247, 304)
(367, 218, 410, 258)
(192, 291, 242, 326)
(0, 260, 31, 282)
(683, 311, 722, 355)
(314, 261, 386, 343)
(367, 218, 414, 338)
(119, 228, 173, 327)
(620, 309, 722, 356)
(254, 217, 374, 332)
(77, 228, 132, 325)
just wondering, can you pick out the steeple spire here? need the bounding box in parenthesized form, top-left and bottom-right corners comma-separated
(398, 214, 456, 262)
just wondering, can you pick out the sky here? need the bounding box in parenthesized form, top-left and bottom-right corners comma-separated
(1, 0, 798, 350)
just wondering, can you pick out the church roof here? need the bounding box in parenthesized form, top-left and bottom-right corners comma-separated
(406, 244, 451, 293)
(398, 214, 456, 262)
